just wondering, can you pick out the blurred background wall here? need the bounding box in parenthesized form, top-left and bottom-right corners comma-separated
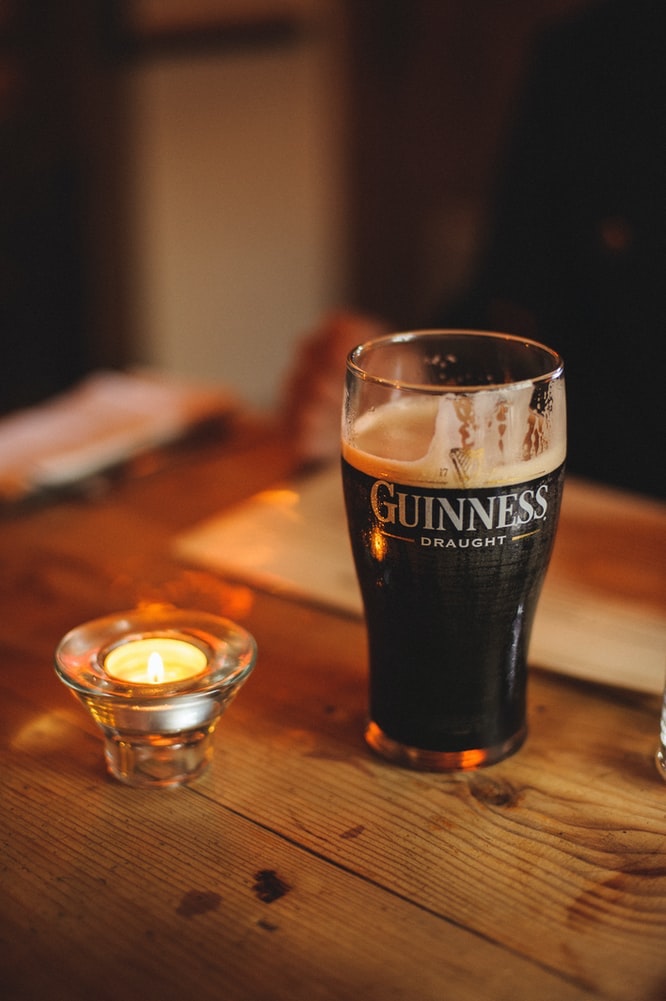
(1, 0, 597, 415)
(124, 0, 347, 410)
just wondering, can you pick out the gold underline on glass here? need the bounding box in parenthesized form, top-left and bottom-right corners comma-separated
(511, 529, 541, 541)
(382, 531, 416, 543)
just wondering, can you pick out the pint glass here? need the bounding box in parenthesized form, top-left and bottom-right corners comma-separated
(341, 330, 566, 770)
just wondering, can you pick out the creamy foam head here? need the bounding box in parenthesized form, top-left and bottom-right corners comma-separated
(343, 380, 566, 488)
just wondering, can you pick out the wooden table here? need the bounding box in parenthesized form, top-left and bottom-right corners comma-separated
(1, 417, 665, 1001)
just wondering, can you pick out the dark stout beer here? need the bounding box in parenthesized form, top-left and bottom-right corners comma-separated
(342, 455, 564, 765)
(342, 330, 566, 769)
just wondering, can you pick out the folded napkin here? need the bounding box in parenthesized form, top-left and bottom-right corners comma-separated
(0, 369, 235, 500)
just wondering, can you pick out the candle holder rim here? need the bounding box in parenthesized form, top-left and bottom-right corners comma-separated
(54, 607, 257, 700)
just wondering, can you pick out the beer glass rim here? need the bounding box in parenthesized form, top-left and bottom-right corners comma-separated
(346, 329, 564, 394)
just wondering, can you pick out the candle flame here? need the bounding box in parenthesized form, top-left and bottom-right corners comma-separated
(147, 651, 165, 684)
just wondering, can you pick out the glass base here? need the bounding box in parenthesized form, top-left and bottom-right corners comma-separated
(365, 721, 526, 771)
(656, 747, 666, 781)
(104, 728, 215, 788)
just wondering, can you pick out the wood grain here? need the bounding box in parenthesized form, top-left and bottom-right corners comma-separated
(1, 421, 664, 1001)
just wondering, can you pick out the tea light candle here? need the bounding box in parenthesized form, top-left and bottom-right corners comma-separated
(104, 638, 208, 685)
(55, 606, 257, 789)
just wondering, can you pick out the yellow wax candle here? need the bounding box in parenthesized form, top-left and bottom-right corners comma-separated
(104, 637, 208, 684)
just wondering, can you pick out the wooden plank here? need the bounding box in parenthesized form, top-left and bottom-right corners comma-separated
(2, 589, 663, 1000)
(201, 593, 666, 1001)
(0, 698, 598, 1001)
(1, 428, 664, 1001)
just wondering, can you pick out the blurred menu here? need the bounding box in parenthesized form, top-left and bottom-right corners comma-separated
(174, 464, 665, 695)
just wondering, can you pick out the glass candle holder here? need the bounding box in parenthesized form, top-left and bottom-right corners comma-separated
(55, 606, 257, 788)
(657, 682, 666, 781)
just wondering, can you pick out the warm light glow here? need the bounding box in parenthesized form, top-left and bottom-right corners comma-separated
(370, 527, 388, 561)
(259, 488, 300, 509)
(11, 711, 81, 753)
(148, 651, 165, 684)
(104, 638, 208, 685)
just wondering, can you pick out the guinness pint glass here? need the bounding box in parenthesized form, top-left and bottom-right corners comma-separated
(341, 330, 566, 770)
